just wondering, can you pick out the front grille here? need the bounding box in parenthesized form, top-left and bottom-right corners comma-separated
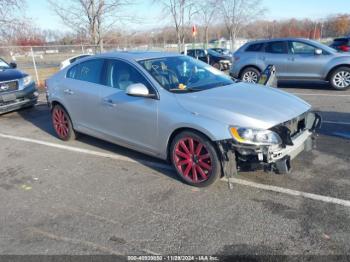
(0, 98, 25, 106)
(271, 113, 308, 147)
(0, 80, 19, 93)
(283, 114, 306, 137)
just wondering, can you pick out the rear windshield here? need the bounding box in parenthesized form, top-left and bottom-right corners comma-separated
(0, 58, 10, 69)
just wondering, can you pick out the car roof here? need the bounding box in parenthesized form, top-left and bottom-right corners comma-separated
(96, 51, 181, 61)
(186, 48, 204, 51)
(247, 37, 315, 45)
(333, 37, 350, 41)
(68, 54, 91, 59)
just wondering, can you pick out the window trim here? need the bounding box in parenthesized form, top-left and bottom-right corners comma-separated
(263, 41, 289, 54)
(66, 63, 80, 80)
(103, 57, 160, 100)
(66, 58, 106, 85)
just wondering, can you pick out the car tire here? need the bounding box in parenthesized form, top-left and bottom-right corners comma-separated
(330, 67, 350, 90)
(240, 67, 260, 83)
(170, 131, 221, 187)
(52, 104, 76, 141)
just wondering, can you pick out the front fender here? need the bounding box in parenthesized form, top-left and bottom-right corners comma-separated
(158, 113, 232, 159)
(322, 57, 350, 78)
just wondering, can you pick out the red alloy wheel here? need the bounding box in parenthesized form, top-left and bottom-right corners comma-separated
(52, 107, 70, 139)
(173, 137, 212, 183)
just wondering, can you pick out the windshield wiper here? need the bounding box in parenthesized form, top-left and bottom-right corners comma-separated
(169, 87, 203, 93)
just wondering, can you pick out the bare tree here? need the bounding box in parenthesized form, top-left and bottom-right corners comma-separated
(155, 0, 196, 52)
(220, 0, 265, 49)
(196, 0, 218, 48)
(0, 0, 23, 24)
(0, 0, 24, 41)
(48, 0, 131, 47)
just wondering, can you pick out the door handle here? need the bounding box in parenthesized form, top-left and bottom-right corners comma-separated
(259, 56, 266, 61)
(63, 89, 74, 95)
(102, 98, 117, 107)
(288, 57, 295, 61)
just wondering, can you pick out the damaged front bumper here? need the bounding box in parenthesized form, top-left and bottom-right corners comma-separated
(217, 112, 321, 176)
(219, 60, 232, 71)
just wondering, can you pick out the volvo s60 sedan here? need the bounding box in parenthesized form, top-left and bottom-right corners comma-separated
(230, 38, 350, 90)
(46, 52, 320, 187)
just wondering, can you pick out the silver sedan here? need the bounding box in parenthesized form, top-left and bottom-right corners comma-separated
(46, 52, 320, 187)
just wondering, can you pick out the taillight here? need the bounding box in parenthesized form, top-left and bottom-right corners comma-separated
(339, 45, 350, 52)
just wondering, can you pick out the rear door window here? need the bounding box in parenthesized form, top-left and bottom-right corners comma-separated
(246, 43, 264, 52)
(265, 41, 288, 54)
(67, 64, 79, 79)
(76, 59, 105, 84)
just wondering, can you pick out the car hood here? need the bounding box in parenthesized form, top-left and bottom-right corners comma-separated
(175, 83, 311, 130)
(213, 54, 231, 61)
(335, 53, 350, 58)
(0, 68, 26, 82)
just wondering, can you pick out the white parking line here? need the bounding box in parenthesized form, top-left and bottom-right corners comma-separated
(0, 133, 173, 171)
(1, 132, 350, 208)
(222, 177, 350, 207)
(292, 93, 350, 97)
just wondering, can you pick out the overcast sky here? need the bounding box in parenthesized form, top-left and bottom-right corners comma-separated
(26, 0, 349, 32)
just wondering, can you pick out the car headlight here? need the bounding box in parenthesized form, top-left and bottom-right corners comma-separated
(220, 60, 231, 64)
(23, 75, 33, 86)
(230, 127, 282, 146)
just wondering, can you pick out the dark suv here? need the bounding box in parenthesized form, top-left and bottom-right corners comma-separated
(183, 48, 232, 70)
(0, 58, 38, 114)
(330, 37, 350, 52)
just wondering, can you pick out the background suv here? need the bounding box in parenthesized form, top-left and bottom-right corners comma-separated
(183, 48, 232, 71)
(330, 37, 350, 52)
(230, 38, 350, 90)
(0, 58, 38, 114)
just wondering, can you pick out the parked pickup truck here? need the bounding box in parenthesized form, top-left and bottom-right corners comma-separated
(0, 58, 38, 115)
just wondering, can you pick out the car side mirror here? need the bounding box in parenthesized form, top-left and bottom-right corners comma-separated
(126, 83, 156, 98)
(315, 49, 323, 55)
(9, 62, 17, 68)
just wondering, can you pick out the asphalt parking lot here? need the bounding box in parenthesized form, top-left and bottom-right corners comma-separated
(0, 83, 350, 257)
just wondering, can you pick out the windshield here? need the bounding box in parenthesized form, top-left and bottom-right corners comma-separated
(213, 48, 231, 55)
(0, 58, 10, 69)
(138, 56, 234, 92)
